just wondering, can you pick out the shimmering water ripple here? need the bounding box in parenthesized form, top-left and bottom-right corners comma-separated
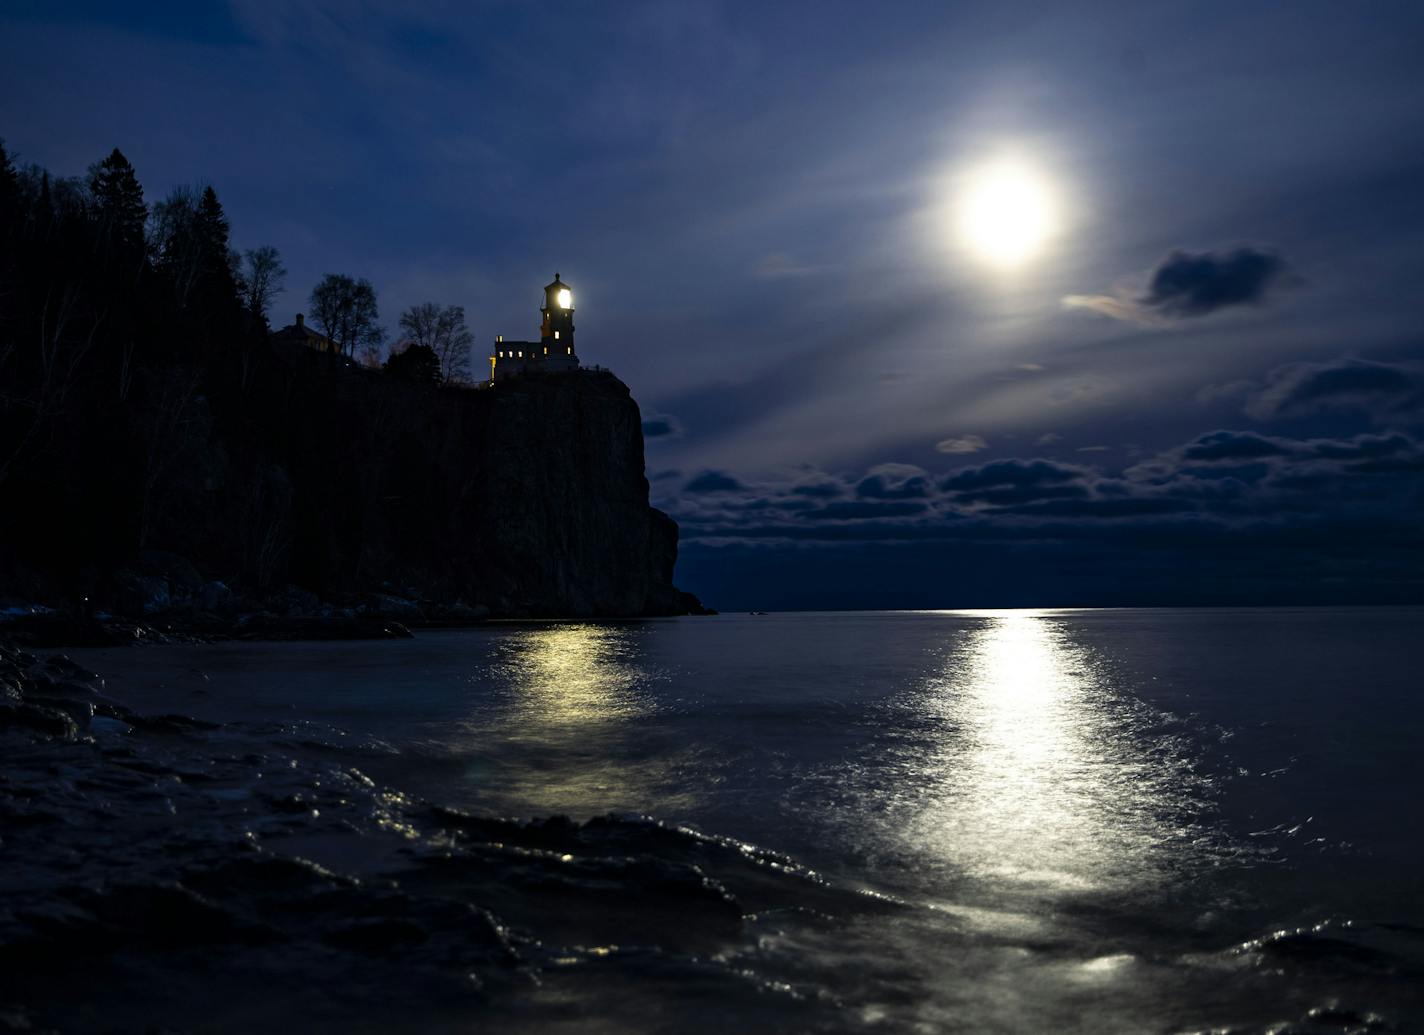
(73, 607, 1424, 1032)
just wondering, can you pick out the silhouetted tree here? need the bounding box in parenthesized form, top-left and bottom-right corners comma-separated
(148, 183, 242, 323)
(87, 148, 147, 262)
(0, 139, 17, 223)
(0, 140, 18, 302)
(357, 341, 386, 369)
(398, 302, 474, 383)
(241, 245, 286, 323)
(309, 273, 384, 360)
(384, 342, 441, 383)
(196, 186, 238, 288)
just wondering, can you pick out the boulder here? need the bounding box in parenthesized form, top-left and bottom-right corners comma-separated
(114, 572, 170, 616)
(370, 594, 423, 621)
(198, 580, 235, 614)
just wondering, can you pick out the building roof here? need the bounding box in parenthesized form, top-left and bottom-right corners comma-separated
(272, 314, 332, 346)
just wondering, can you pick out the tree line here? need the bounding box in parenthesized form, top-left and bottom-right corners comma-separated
(2, 142, 478, 387)
(0, 139, 487, 598)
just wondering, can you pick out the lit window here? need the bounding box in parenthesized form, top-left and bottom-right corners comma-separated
(567, 347, 572, 354)
(543, 347, 548, 354)
(554, 330, 560, 340)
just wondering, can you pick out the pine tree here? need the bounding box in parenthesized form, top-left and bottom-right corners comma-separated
(195, 185, 237, 299)
(88, 147, 147, 257)
(196, 186, 230, 264)
(0, 139, 17, 219)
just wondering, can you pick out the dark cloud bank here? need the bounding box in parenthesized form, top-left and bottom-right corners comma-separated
(665, 423, 1424, 610)
(1243, 357, 1424, 421)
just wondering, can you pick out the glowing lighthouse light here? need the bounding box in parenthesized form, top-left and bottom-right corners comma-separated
(556, 288, 572, 309)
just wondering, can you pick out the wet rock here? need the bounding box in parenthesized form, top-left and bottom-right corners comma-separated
(0, 614, 134, 648)
(1247, 927, 1396, 972)
(77, 882, 269, 948)
(138, 550, 204, 596)
(323, 917, 428, 953)
(182, 853, 347, 902)
(40, 655, 102, 684)
(198, 581, 234, 614)
(0, 702, 79, 741)
(271, 586, 321, 616)
(369, 594, 423, 621)
(115, 572, 171, 616)
(431, 601, 490, 623)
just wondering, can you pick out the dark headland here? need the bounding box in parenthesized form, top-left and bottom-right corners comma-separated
(0, 145, 705, 645)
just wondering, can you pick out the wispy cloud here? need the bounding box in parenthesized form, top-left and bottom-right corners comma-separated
(934, 434, 988, 455)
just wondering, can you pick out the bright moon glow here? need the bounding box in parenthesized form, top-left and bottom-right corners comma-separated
(556, 288, 572, 308)
(957, 160, 1059, 268)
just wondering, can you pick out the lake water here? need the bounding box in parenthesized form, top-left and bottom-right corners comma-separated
(72, 608, 1424, 1033)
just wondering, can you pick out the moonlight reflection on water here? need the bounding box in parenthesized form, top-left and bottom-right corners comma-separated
(897, 612, 1205, 902)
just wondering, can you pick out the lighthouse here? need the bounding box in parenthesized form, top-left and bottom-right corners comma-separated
(490, 273, 582, 383)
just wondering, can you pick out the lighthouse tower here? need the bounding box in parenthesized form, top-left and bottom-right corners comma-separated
(489, 273, 583, 383)
(540, 273, 576, 358)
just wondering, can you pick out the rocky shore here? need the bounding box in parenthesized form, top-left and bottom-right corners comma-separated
(0, 641, 883, 1033)
(1, 548, 712, 649)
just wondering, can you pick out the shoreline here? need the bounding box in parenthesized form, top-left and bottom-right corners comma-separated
(0, 637, 871, 1033)
(0, 604, 714, 650)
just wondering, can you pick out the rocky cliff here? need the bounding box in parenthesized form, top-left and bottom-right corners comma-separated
(1, 343, 702, 620)
(473, 372, 690, 616)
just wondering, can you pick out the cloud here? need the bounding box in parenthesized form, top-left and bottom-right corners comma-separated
(856, 463, 931, 499)
(940, 458, 1087, 493)
(1308, 432, 1415, 462)
(684, 469, 746, 493)
(1064, 245, 1292, 324)
(1005, 496, 1196, 518)
(641, 414, 683, 438)
(934, 434, 988, 455)
(790, 477, 845, 499)
(1181, 430, 1295, 462)
(658, 430, 1424, 589)
(801, 500, 929, 521)
(1142, 247, 1290, 316)
(1243, 357, 1424, 421)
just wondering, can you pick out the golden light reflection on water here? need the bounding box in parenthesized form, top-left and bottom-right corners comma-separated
(478, 623, 677, 817)
(908, 611, 1183, 897)
(500, 624, 648, 728)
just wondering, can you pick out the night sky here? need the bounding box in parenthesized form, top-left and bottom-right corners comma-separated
(4, 1, 1423, 609)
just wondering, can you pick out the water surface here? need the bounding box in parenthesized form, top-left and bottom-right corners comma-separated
(74, 608, 1424, 1032)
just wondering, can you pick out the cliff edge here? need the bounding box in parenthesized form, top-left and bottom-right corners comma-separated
(1, 345, 704, 620)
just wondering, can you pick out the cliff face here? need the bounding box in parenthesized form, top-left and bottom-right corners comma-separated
(470, 372, 684, 616)
(267, 362, 698, 617)
(1, 343, 700, 619)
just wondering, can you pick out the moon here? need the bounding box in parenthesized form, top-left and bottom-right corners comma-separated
(956, 159, 1059, 268)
